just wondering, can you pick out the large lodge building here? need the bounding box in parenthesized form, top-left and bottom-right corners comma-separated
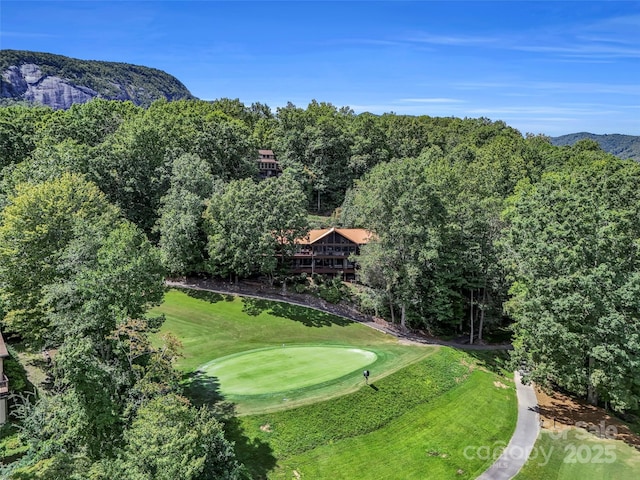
(256, 150, 372, 280)
(291, 227, 373, 280)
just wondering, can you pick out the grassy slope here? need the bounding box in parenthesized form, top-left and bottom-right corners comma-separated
(515, 428, 640, 480)
(154, 289, 398, 370)
(237, 349, 517, 479)
(153, 288, 518, 479)
(152, 289, 432, 412)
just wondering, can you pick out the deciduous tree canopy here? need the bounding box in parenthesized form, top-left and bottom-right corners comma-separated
(502, 158, 640, 411)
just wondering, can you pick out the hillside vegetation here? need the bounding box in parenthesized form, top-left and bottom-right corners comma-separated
(551, 132, 640, 162)
(2, 96, 640, 477)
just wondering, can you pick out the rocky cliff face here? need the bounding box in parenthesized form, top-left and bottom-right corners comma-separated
(0, 50, 194, 109)
(2, 64, 98, 109)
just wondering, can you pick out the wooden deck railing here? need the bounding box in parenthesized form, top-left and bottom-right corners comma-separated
(0, 374, 9, 397)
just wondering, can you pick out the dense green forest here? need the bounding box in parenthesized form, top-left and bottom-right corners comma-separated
(1, 98, 639, 477)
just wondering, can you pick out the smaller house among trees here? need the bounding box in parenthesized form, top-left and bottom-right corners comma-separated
(291, 227, 372, 280)
(0, 330, 9, 424)
(257, 149, 282, 179)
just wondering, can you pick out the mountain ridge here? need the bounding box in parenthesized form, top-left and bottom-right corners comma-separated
(550, 132, 640, 162)
(1, 50, 638, 165)
(0, 49, 194, 109)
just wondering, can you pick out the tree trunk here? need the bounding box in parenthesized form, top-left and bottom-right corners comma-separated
(281, 277, 287, 296)
(389, 296, 395, 324)
(587, 356, 598, 405)
(469, 289, 474, 345)
(317, 189, 321, 212)
(478, 287, 487, 341)
(400, 304, 407, 331)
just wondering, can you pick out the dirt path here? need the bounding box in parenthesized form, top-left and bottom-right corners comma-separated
(165, 278, 512, 351)
(535, 387, 640, 449)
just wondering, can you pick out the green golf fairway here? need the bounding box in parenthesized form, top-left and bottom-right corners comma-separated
(200, 346, 377, 395)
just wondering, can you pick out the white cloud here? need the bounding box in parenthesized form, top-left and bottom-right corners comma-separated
(405, 33, 498, 47)
(0, 31, 57, 38)
(468, 105, 619, 116)
(454, 81, 640, 96)
(514, 43, 640, 59)
(398, 98, 465, 104)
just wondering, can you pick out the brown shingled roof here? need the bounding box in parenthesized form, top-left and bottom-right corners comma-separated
(336, 228, 374, 245)
(296, 227, 373, 245)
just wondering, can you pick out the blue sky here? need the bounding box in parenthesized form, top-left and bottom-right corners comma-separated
(2, 1, 639, 136)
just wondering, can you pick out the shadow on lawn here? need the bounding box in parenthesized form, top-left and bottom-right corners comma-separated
(182, 371, 277, 478)
(182, 289, 236, 305)
(241, 297, 352, 328)
(465, 349, 513, 377)
(183, 371, 225, 406)
(225, 413, 277, 480)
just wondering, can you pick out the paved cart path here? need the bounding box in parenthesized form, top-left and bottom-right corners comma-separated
(476, 371, 540, 480)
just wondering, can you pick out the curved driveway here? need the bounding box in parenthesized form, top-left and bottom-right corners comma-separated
(476, 371, 539, 480)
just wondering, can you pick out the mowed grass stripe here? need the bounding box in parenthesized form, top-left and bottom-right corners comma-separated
(202, 346, 377, 395)
(271, 369, 517, 480)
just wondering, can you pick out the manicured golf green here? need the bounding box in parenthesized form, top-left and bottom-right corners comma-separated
(201, 346, 377, 395)
(152, 288, 433, 413)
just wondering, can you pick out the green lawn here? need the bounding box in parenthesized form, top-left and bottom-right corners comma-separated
(201, 346, 377, 395)
(515, 428, 640, 480)
(152, 288, 433, 413)
(237, 349, 518, 479)
(153, 288, 518, 478)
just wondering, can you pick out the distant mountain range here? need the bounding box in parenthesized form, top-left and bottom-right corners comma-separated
(0, 50, 193, 109)
(550, 132, 640, 162)
(1, 50, 638, 164)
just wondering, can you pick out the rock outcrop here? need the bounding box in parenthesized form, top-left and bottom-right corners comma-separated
(2, 64, 98, 110)
(1, 50, 194, 109)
